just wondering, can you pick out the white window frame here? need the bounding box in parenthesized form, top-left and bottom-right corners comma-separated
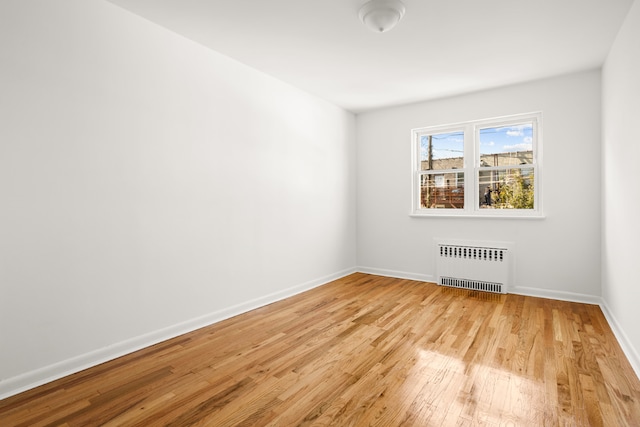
(411, 112, 543, 218)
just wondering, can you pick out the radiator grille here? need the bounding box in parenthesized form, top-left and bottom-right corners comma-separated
(436, 242, 510, 294)
(439, 245, 505, 262)
(440, 277, 503, 294)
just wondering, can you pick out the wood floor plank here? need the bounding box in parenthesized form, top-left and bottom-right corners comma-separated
(1, 273, 640, 426)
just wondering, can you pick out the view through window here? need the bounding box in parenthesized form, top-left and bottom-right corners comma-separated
(412, 113, 541, 217)
(420, 131, 465, 209)
(478, 123, 534, 210)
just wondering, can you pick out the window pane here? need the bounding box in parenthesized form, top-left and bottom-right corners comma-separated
(479, 124, 533, 167)
(420, 173, 465, 209)
(420, 131, 464, 171)
(479, 167, 534, 209)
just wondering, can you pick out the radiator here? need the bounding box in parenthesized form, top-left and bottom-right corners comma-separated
(435, 241, 511, 294)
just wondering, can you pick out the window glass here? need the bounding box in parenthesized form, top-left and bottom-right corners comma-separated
(479, 124, 533, 167)
(420, 173, 465, 209)
(478, 167, 535, 209)
(420, 131, 464, 171)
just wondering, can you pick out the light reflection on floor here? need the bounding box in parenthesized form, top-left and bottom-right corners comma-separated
(401, 346, 546, 425)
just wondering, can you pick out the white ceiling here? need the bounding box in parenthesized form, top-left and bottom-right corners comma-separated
(106, 0, 633, 113)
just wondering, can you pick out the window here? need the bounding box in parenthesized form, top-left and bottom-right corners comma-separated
(411, 113, 542, 217)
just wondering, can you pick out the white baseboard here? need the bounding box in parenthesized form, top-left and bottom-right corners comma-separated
(598, 300, 640, 380)
(356, 266, 434, 283)
(508, 285, 602, 305)
(0, 267, 357, 401)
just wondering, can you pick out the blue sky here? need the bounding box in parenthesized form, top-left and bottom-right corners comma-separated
(421, 124, 533, 161)
(420, 132, 463, 161)
(479, 124, 533, 155)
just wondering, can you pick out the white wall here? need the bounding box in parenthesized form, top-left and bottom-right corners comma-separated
(356, 71, 602, 300)
(602, 0, 640, 374)
(0, 0, 356, 397)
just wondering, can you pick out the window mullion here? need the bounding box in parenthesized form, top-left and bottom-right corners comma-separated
(465, 124, 476, 212)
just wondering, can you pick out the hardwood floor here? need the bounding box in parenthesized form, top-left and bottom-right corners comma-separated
(2, 273, 640, 426)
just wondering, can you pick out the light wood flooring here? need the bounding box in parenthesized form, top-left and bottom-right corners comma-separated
(1, 273, 640, 426)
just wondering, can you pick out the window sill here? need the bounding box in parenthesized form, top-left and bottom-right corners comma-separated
(409, 212, 545, 219)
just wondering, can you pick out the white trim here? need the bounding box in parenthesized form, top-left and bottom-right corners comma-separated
(599, 300, 640, 380)
(356, 266, 434, 283)
(411, 112, 542, 217)
(509, 285, 602, 305)
(0, 267, 357, 400)
(410, 213, 546, 219)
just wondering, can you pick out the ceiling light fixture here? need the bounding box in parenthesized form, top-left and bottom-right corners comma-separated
(358, 0, 406, 33)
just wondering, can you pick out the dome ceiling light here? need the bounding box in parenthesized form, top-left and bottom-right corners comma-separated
(358, 0, 406, 33)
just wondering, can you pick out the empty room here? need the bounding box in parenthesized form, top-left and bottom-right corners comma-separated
(1, 0, 639, 425)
